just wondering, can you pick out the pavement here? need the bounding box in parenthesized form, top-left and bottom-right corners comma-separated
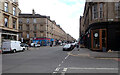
(69, 48, 120, 58)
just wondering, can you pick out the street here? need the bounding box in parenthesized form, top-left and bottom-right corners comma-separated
(2, 46, 119, 75)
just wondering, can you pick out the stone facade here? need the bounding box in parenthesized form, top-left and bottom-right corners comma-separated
(19, 10, 75, 46)
(80, 2, 120, 51)
(0, 0, 20, 48)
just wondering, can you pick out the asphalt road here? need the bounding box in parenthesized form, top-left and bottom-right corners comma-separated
(2, 46, 119, 75)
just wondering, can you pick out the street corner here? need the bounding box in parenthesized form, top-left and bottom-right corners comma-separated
(67, 50, 91, 57)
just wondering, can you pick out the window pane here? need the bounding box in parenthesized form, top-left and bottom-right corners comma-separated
(34, 25, 36, 30)
(33, 19, 36, 23)
(13, 19, 16, 29)
(4, 18, 8, 27)
(92, 4, 98, 19)
(100, 3, 103, 18)
(27, 19, 29, 23)
(4, 3, 8, 12)
(13, 7, 16, 15)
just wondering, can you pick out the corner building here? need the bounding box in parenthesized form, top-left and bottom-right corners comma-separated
(80, 2, 120, 51)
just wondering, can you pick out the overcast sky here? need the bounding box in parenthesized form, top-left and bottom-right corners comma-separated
(19, 0, 85, 40)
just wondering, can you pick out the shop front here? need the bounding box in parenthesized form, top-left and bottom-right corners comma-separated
(85, 22, 120, 51)
(91, 29, 107, 50)
(33, 38, 55, 46)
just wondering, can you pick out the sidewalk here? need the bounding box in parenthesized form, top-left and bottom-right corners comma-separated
(71, 48, 120, 58)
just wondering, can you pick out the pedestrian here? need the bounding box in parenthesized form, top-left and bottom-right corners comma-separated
(76, 43, 80, 51)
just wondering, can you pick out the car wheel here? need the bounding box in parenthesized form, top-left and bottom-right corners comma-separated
(22, 48, 25, 51)
(13, 49, 16, 53)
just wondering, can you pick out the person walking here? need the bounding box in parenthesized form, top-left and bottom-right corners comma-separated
(76, 43, 80, 51)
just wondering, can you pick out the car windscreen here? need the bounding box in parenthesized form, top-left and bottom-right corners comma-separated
(64, 44, 71, 48)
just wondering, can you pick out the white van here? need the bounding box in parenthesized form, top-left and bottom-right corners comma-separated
(2, 41, 25, 53)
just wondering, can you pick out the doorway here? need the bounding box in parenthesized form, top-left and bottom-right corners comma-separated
(91, 29, 107, 50)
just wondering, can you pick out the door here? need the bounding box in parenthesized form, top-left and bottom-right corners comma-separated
(91, 29, 107, 50)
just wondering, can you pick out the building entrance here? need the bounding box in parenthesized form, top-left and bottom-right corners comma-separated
(91, 29, 107, 50)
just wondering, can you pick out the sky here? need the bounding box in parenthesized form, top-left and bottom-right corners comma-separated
(18, 0, 85, 40)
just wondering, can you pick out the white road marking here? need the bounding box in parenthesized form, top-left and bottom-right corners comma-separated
(61, 61, 64, 63)
(55, 67, 60, 71)
(63, 68, 68, 72)
(59, 64, 61, 67)
(53, 51, 73, 74)
(53, 72, 57, 73)
(65, 55, 69, 59)
(68, 67, 118, 70)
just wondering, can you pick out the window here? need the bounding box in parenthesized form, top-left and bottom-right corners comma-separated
(27, 33, 29, 38)
(40, 32, 44, 37)
(13, 7, 16, 16)
(13, 19, 16, 29)
(13, 0, 16, 2)
(4, 17, 8, 27)
(33, 19, 36, 23)
(92, 4, 98, 19)
(115, 2, 120, 18)
(34, 25, 37, 30)
(99, 3, 103, 19)
(19, 33, 22, 38)
(34, 33, 36, 37)
(4, 2, 8, 12)
(27, 19, 29, 23)
(26, 25, 29, 30)
(19, 19, 22, 23)
(19, 25, 22, 30)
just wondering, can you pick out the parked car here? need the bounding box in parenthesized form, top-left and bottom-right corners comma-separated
(20, 43, 29, 50)
(63, 44, 73, 51)
(30, 43, 35, 47)
(2, 41, 25, 53)
(21, 43, 29, 47)
(35, 44, 40, 47)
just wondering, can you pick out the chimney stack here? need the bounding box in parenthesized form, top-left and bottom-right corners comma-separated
(32, 9, 35, 15)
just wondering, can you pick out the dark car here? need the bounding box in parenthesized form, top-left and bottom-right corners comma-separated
(63, 44, 73, 51)
(21, 43, 29, 47)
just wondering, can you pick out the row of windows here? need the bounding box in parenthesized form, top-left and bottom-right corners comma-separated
(92, 3, 103, 19)
(19, 19, 37, 23)
(4, 17, 17, 29)
(4, 2, 16, 16)
(19, 25, 37, 30)
(19, 32, 44, 38)
(92, 2, 120, 19)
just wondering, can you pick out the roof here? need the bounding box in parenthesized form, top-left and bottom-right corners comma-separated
(19, 14, 48, 18)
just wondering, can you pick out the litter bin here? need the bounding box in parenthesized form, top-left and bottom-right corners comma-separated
(102, 47, 106, 52)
